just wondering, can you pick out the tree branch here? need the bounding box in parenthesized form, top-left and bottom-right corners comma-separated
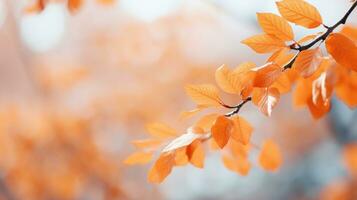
(226, 1, 357, 117)
(284, 1, 357, 70)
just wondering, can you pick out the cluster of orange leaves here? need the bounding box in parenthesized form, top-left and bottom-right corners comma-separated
(25, 0, 115, 13)
(125, 0, 357, 184)
(0, 105, 123, 200)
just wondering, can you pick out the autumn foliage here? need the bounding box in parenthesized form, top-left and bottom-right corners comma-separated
(125, 0, 357, 183)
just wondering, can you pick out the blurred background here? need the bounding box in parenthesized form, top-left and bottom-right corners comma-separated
(0, 0, 356, 199)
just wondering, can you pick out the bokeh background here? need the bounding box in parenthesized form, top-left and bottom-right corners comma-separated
(0, 0, 356, 199)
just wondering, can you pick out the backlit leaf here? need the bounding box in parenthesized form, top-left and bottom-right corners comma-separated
(257, 12, 294, 41)
(231, 116, 253, 145)
(293, 48, 322, 78)
(276, 0, 322, 28)
(124, 152, 153, 165)
(148, 153, 175, 183)
(242, 34, 286, 54)
(185, 84, 222, 107)
(259, 139, 282, 171)
(211, 116, 232, 149)
(326, 33, 357, 72)
(146, 123, 177, 139)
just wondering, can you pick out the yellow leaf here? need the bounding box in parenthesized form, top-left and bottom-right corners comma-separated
(242, 34, 286, 54)
(124, 152, 153, 165)
(148, 153, 175, 183)
(276, 0, 322, 28)
(259, 139, 282, 171)
(145, 123, 177, 138)
(326, 33, 357, 72)
(230, 116, 253, 145)
(211, 116, 232, 149)
(185, 84, 222, 107)
(257, 12, 294, 41)
(293, 48, 322, 78)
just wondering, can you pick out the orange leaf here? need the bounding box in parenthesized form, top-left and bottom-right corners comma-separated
(267, 48, 295, 68)
(215, 65, 244, 94)
(211, 116, 232, 149)
(242, 34, 286, 54)
(179, 105, 207, 120)
(148, 153, 175, 183)
(252, 62, 282, 87)
(124, 152, 153, 165)
(276, 0, 322, 28)
(131, 139, 163, 149)
(257, 13, 294, 41)
(252, 88, 280, 117)
(195, 113, 220, 131)
(293, 79, 312, 108)
(271, 72, 292, 94)
(96, 0, 115, 5)
(335, 70, 357, 108)
(229, 140, 250, 158)
(146, 123, 177, 139)
(307, 97, 330, 119)
(230, 116, 253, 145)
(174, 148, 189, 166)
(326, 33, 357, 72)
(259, 139, 282, 171)
(185, 84, 222, 107)
(24, 0, 45, 13)
(343, 143, 357, 175)
(340, 25, 357, 42)
(293, 48, 322, 78)
(186, 140, 205, 168)
(297, 33, 321, 45)
(68, 0, 83, 13)
(222, 155, 251, 176)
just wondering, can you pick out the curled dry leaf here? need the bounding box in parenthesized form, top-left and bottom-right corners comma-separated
(259, 139, 282, 171)
(276, 0, 322, 28)
(211, 116, 233, 149)
(242, 34, 286, 54)
(252, 88, 280, 117)
(326, 33, 357, 72)
(161, 128, 207, 153)
(185, 84, 222, 107)
(257, 12, 294, 41)
(124, 152, 153, 165)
